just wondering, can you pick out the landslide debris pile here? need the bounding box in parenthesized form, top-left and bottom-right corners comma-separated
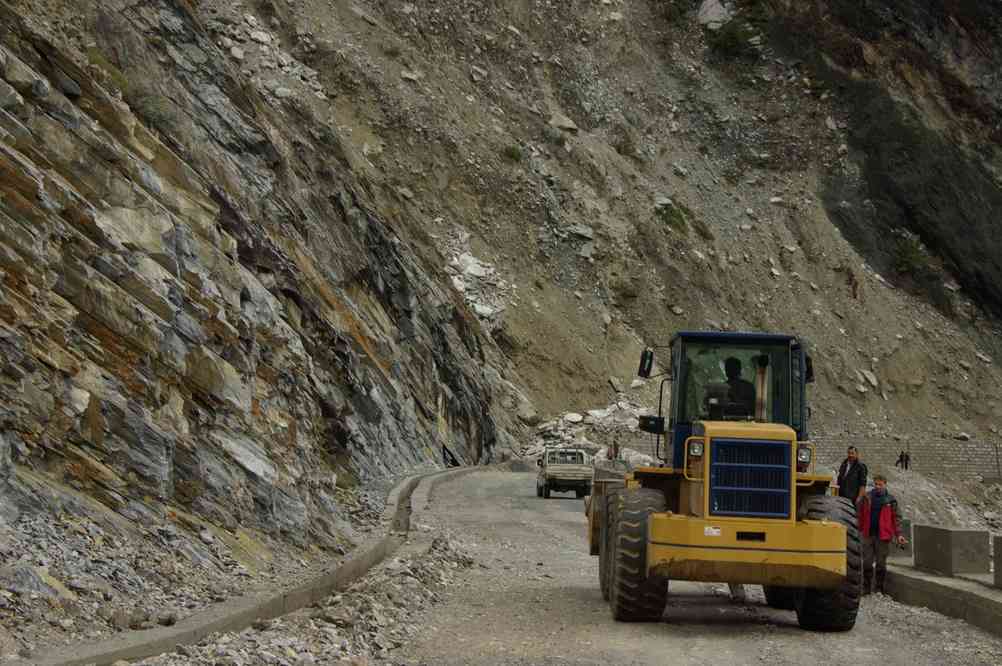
(0, 484, 389, 658)
(137, 537, 474, 665)
(521, 394, 659, 469)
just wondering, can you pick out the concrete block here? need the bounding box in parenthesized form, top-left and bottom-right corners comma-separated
(995, 536, 1002, 589)
(913, 524, 990, 576)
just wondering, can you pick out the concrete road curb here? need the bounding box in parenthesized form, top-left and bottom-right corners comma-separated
(410, 466, 482, 523)
(384, 466, 483, 561)
(15, 466, 471, 666)
(887, 564, 1002, 640)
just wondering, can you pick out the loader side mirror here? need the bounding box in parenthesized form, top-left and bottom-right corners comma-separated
(536, 458, 543, 467)
(805, 355, 815, 384)
(638, 415, 666, 434)
(638, 348, 655, 378)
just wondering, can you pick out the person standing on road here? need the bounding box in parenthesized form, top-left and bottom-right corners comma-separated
(857, 474, 906, 595)
(837, 446, 867, 501)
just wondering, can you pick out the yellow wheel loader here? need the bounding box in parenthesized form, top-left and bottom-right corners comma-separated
(587, 331, 861, 631)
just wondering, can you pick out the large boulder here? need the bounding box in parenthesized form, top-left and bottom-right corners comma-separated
(698, 0, 734, 30)
(185, 345, 252, 413)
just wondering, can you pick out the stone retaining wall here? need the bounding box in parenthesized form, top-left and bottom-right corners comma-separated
(812, 436, 1002, 479)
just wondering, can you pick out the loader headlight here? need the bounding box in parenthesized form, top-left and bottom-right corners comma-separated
(797, 446, 812, 464)
(688, 440, 704, 457)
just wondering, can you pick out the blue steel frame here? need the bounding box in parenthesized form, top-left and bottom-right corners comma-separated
(672, 331, 796, 345)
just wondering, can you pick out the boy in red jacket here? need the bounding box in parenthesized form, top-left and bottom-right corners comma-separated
(857, 474, 907, 595)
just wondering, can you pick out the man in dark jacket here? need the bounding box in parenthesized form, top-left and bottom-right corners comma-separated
(857, 475, 906, 594)
(837, 446, 867, 501)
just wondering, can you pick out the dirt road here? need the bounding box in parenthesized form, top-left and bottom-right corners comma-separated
(389, 470, 1002, 666)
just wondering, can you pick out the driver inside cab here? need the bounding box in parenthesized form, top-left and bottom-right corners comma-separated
(724, 357, 756, 415)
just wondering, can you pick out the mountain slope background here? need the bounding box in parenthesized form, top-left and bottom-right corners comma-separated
(4, 0, 1002, 526)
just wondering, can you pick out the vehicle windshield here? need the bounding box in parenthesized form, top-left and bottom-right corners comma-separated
(548, 450, 584, 464)
(678, 341, 791, 425)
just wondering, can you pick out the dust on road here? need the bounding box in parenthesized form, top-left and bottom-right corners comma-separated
(389, 471, 1002, 666)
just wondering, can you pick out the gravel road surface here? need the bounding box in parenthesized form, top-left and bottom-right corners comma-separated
(389, 471, 1002, 666)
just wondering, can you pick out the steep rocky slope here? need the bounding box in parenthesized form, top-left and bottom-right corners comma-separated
(764, 0, 1002, 312)
(0, 0, 532, 548)
(199, 0, 1002, 436)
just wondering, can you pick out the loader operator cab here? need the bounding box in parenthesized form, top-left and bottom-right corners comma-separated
(638, 331, 814, 469)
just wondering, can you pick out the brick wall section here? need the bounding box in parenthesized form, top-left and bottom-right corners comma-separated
(812, 436, 1002, 479)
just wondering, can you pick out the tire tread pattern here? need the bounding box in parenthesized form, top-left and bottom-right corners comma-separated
(598, 490, 617, 601)
(610, 488, 669, 622)
(795, 495, 862, 632)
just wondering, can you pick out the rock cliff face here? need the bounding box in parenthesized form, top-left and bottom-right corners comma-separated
(0, 1, 524, 543)
(738, 0, 1002, 313)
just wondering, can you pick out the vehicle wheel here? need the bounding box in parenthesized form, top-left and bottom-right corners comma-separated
(610, 488, 669, 622)
(795, 496, 861, 631)
(575, 488, 585, 499)
(598, 489, 620, 602)
(763, 585, 798, 610)
(543, 484, 551, 499)
(536, 482, 542, 498)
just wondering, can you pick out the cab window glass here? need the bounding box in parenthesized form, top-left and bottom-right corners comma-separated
(679, 342, 790, 425)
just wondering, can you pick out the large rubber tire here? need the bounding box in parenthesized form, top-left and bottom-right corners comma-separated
(795, 496, 862, 631)
(610, 488, 669, 622)
(575, 488, 585, 499)
(763, 585, 798, 610)
(598, 490, 620, 602)
(543, 484, 551, 499)
(536, 481, 543, 498)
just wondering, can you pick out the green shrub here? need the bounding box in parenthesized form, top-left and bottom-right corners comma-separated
(86, 46, 178, 133)
(707, 20, 758, 58)
(654, 0, 701, 23)
(893, 234, 927, 275)
(655, 199, 693, 233)
(127, 84, 178, 132)
(86, 47, 130, 93)
(655, 199, 715, 240)
(501, 144, 524, 163)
